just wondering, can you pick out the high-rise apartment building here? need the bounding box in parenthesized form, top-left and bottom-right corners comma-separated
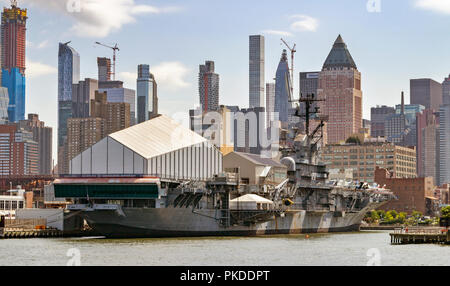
(97, 57, 111, 82)
(66, 117, 105, 172)
(137, 64, 158, 123)
(1, 2, 27, 122)
(0, 124, 38, 176)
(370, 105, 395, 138)
(90, 91, 130, 135)
(410, 78, 442, 111)
(72, 78, 99, 118)
(198, 61, 219, 112)
(98, 86, 135, 126)
(317, 35, 362, 144)
(249, 35, 265, 109)
(275, 50, 292, 124)
(416, 109, 439, 185)
(266, 83, 275, 127)
(58, 42, 80, 174)
(18, 114, 52, 175)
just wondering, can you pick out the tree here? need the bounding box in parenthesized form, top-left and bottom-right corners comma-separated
(345, 136, 362, 145)
(441, 206, 450, 218)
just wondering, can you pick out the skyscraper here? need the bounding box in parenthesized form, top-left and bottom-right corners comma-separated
(249, 35, 265, 108)
(416, 109, 439, 184)
(439, 104, 450, 185)
(199, 61, 219, 112)
(98, 85, 136, 126)
(0, 124, 38, 176)
(18, 114, 53, 175)
(90, 91, 130, 135)
(1, 2, 27, 122)
(443, 75, 450, 105)
(317, 35, 362, 144)
(72, 78, 99, 118)
(266, 82, 275, 127)
(410, 78, 442, 111)
(370, 105, 395, 138)
(274, 49, 292, 124)
(97, 57, 112, 82)
(137, 64, 158, 123)
(58, 42, 80, 174)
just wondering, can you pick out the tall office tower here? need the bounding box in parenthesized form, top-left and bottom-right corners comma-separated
(58, 42, 80, 175)
(410, 78, 442, 110)
(0, 124, 38, 176)
(394, 99, 425, 147)
(385, 92, 407, 145)
(1, 2, 27, 122)
(97, 57, 111, 82)
(317, 35, 362, 144)
(66, 117, 105, 172)
(249, 35, 265, 108)
(72, 78, 98, 118)
(439, 104, 450, 185)
(416, 109, 439, 184)
(98, 85, 135, 126)
(265, 83, 275, 127)
(299, 72, 319, 115)
(443, 75, 450, 105)
(90, 91, 130, 135)
(137, 64, 158, 123)
(274, 49, 292, 125)
(18, 114, 53, 175)
(198, 61, 219, 112)
(0, 87, 9, 123)
(370, 105, 395, 138)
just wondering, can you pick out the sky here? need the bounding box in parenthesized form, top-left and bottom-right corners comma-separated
(3, 0, 450, 160)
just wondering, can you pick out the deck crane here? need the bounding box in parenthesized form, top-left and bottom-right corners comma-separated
(281, 38, 296, 101)
(95, 42, 120, 81)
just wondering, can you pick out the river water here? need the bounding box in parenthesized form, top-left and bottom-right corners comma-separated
(0, 231, 449, 266)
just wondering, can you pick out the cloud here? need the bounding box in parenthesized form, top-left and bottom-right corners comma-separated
(290, 15, 319, 32)
(261, 30, 293, 37)
(118, 62, 191, 91)
(27, 59, 57, 78)
(415, 0, 450, 14)
(21, 0, 182, 38)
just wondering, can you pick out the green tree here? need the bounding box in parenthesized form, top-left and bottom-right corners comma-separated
(412, 211, 423, 219)
(441, 206, 450, 218)
(345, 136, 361, 145)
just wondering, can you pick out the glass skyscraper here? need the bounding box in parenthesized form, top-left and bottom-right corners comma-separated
(58, 42, 80, 174)
(137, 64, 158, 123)
(1, 3, 27, 122)
(274, 49, 292, 124)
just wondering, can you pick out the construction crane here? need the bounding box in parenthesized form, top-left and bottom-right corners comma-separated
(95, 42, 120, 81)
(281, 38, 296, 100)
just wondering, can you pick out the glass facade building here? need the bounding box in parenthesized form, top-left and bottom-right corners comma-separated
(58, 42, 80, 174)
(137, 64, 158, 123)
(274, 49, 292, 124)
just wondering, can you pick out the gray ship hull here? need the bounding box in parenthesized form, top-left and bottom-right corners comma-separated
(79, 202, 387, 238)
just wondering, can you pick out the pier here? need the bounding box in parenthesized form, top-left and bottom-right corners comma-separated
(390, 227, 449, 245)
(0, 218, 63, 239)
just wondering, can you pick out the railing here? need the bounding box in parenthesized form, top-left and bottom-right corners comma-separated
(393, 227, 446, 234)
(4, 218, 47, 230)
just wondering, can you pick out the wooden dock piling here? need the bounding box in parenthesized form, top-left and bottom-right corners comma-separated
(390, 227, 449, 245)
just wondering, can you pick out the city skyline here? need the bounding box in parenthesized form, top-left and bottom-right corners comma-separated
(5, 0, 450, 161)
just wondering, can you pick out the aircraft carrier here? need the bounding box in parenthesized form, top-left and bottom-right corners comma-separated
(56, 94, 395, 238)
